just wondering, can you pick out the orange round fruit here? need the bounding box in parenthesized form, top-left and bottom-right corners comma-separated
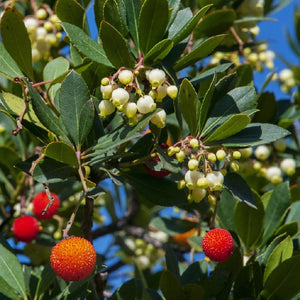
(202, 228, 234, 262)
(33, 191, 60, 220)
(12, 215, 39, 242)
(50, 237, 97, 281)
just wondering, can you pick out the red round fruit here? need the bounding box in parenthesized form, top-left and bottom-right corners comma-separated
(33, 192, 60, 220)
(143, 156, 171, 178)
(202, 228, 234, 262)
(12, 215, 39, 242)
(50, 237, 97, 281)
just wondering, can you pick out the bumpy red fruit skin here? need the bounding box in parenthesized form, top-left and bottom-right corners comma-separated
(50, 237, 97, 281)
(12, 216, 39, 242)
(33, 192, 60, 220)
(202, 228, 234, 262)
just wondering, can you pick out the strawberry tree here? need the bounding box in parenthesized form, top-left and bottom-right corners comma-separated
(0, 0, 300, 299)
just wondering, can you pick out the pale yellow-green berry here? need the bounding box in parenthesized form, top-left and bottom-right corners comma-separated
(112, 88, 130, 107)
(167, 85, 178, 99)
(207, 153, 216, 162)
(99, 100, 115, 117)
(118, 69, 134, 85)
(148, 69, 166, 87)
(150, 110, 166, 128)
(36, 8, 47, 20)
(185, 170, 203, 190)
(177, 180, 186, 190)
(232, 151, 241, 160)
(280, 158, 296, 176)
(137, 95, 156, 114)
(176, 150, 186, 163)
(197, 177, 210, 189)
(189, 138, 199, 149)
(123, 102, 137, 118)
(188, 159, 199, 171)
(191, 188, 207, 203)
(230, 160, 239, 172)
(216, 149, 226, 161)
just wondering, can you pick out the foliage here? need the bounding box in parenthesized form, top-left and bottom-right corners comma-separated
(0, 0, 299, 299)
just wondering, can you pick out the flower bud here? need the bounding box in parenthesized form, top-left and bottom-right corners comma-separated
(176, 150, 185, 162)
(24, 17, 38, 32)
(189, 138, 199, 149)
(191, 188, 207, 203)
(273, 138, 286, 152)
(44, 21, 53, 31)
(112, 88, 130, 107)
(208, 194, 216, 206)
(36, 27, 47, 40)
(45, 33, 57, 46)
(148, 69, 166, 87)
(232, 151, 241, 160)
(254, 145, 271, 161)
(207, 153, 216, 162)
(148, 89, 157, 100)
(239, 147, 252, 159)
(137, 95, 156, 114)
(279, 69, 293, 81)
(280, 158, 296, 176)
(37, 8, 47, 19)
(266, 166, 282, 184)
(123, 102, 137, 118)
(32, 48, 41, 63)
(197, 177, 210, 189)
(118, 69, 134, 85)
(177, 180, 186, 190)
(188, 159, 199, 171)
(99, 100, 115, 117)
(167, 85, 178, 99)
(100, 84, 113, 99)
(216, 149, 226, 161)
(168, 146, 176, 156)
(150, 110, 166, 128)
(230, 160, 239, 172)
(185, 170, 203, 190)
(156, 84, 168, 102)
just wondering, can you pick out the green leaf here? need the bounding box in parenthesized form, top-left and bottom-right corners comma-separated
(261, 182, 291, 246)
(138, 0, 169, 54)
(0, 42, 23, 81)
(144, 39, 174, 65)
(43, 57, 70, 99)
(59, 70, 90, 148)
(0, 8, 33, 79)
(0, 146, 20, 173)
(0, 244, 27, 299)
(234, 193, 265, 250)
(178, 79, 198, 136)
(181, 261, 208, 286)
(99, 21, 136, 69)
(286, 201, 300, 224)
(263, 236, 293, 283)
(94, 0, 106, 28)
(32, 157, 76, 183)
(165, 245, 180, 281)
(103, 0, 128, 37)
(261, 256, 300, 300)
(201, 86, 256, 138)
(218, 123, 290, 148)
(34, 263, 56, 298)
(123, 0, 140, 47)
(62, 22, 113, 68)
(173, 35, 225, 71)
(24, 78, 67, 139)
(110, 279, 143, 300)
(55, 0, 85, 28)
(169, 4, 212, 45)
(0, 277, 20, 300)
(159, 270, 184, 300)
(156, 145, 181, 173)
(78, 98, 95, 146)
(204, 114, 251, 144)
(194, 9, 236, 38)
(42, 141, 79, 168)
(224, 172, 256, 208)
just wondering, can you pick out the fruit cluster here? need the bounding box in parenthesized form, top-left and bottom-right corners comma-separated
(276, 68, 296, 93)
(24, 8, 62, 63)
(98, 67, 178, 128)
(168, 136, 242, 203)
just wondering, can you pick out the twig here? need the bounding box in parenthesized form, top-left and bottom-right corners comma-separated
(41, 183, 55, 215)
(230, 26, 244, 54)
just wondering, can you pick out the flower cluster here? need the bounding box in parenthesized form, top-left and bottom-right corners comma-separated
(168, 136, 243, 203)
(24, 8, 62, 63)
(276, 68, 296, 93)
(98, 68, 178, 128)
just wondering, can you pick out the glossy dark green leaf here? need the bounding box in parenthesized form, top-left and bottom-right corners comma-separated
(224, 172, 256, 208)
(181, 261, 208, 286)
(138, 0, 169, 54)
(55, 0, 85, 28)
(275, 222, 298, 237)
(201, 86, 256, 138)
(263, 236, 293, 283)
(62, 22, 113, 68)
(42, 141, 78, 168)
(24, 78, 67, 139)
(123, 0, 140, 47)
(159, 270, 184, 300)
(165, 245, 180, 281)
(32, 157, 76, 183)
(110, 279, 143, 300)
(59, 70, 90, 148)
(204, 114, 251, 144)
(234, 193, 265, 250)
(235, 64, 253, 87)
(261, 182, 291, 246)
(178, 79, 198, 136)
(0, 146, 20, 173)
(194, 9, 236, 38)
(174, 35, 225, 71)
(217, 123, 290, 148)
(78, 99, 94, 147)
(169, 4, 212, 45)
(0, 8, 33, 79)
(261, 256, 300, 299)
(94, 0, 106, 28)
(0, 42, 23, 81)
(0, 244, 27, 299)
(99, 21, 136, 69)
(285, 201, 300, 224)
(253, 92, 278, 123)
(144, 39, 173, 65)
(103, 0, 128, 37)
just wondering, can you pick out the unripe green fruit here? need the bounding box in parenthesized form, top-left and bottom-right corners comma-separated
(216, 149, 226, 161)
(137, 95, 156, 114)
(189, 138, 199, 149)
(148, 69, 166, 87)
(167, 85, 178, 99)
(150, 110, 166, 128)
(32, 48, 41, 63)
(176, 150, 186, 163)
(188, 159, 199, 171)
(118, 70, 134, 85)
